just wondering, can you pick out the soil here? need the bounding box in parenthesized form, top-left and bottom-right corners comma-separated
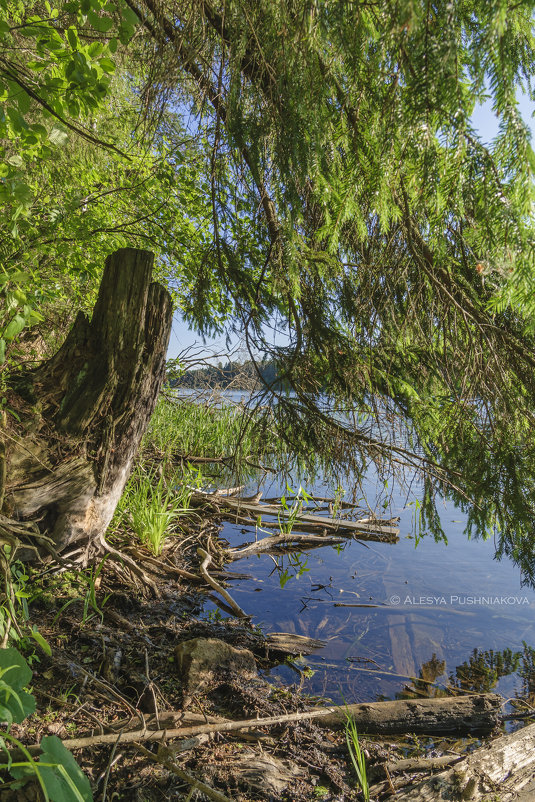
(0, 508, 483, 801)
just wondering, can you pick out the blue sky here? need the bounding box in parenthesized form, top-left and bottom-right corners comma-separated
(167, 92, 535, 362)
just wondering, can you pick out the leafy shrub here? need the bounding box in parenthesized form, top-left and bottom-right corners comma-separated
(0, 647, 93, 801)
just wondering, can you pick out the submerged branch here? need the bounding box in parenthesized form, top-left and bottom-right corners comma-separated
(190, 490, 400, 541)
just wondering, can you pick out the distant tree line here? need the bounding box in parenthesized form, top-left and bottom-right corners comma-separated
(171, 359, 282, 390)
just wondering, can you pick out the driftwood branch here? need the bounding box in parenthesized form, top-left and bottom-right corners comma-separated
(265, 632, 325, 655)
(229, 532, 347, 558)
(374, 754, 462, 776)
(197, 547, 249, 618)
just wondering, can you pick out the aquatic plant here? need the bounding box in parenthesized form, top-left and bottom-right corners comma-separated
(344, 711, 370, 801)
(278, 552, 310, 588)
(278, 483, 311, 535)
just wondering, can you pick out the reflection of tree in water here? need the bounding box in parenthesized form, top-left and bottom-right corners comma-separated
(397, 645, 535, 700)
(451, 648, 521, 693)
(518, 643, 535, 706)
(448, 643, 535, 702)
(397, 653, 447, 699)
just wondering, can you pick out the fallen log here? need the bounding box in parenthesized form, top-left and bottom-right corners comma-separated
(378, 754, 462, 775)
(229, 532, 348, 558)
(29, 694, 498, 753)
(314, 694, 501, 736)
(391, 720, 535, 801)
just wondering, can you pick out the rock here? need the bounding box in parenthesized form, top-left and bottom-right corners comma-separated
(174, 637, 257, 696)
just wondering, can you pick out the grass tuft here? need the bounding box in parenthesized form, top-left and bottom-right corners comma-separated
(114, 465, 197, 555)
(344, 709, 370, 801)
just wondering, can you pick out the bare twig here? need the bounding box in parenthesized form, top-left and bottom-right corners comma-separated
(133, 742, 234, 802)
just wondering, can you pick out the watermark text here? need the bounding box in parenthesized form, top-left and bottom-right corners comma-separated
(388, 594, 530, 606)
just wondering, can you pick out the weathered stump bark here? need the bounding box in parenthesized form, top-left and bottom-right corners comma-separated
(1, 248, 172, 562)
(390, 720, 535, 801)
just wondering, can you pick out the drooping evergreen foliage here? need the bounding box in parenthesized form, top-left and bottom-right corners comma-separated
(3, 1, 535, 576)
(127, 0, 535, 575)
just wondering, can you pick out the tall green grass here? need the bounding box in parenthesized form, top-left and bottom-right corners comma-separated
(143, 394, 265, 461)
(345, 711, 370, 801)
(113, 465, 197, 555)
(113, 394, 272, 553)
(114, 393, 299, 553)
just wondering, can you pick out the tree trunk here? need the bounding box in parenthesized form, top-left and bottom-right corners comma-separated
(1, 248, 172, 562)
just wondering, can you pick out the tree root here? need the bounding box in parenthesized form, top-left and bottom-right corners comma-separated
(98, 535, 161, 597)
(0, 514, 160, 596)
(197, 547, 248, 618)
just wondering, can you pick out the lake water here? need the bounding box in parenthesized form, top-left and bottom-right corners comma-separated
(203, 463, 535, 708)
(179, 392, 535, 705)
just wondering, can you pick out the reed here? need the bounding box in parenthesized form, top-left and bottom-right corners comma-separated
(144, 394, 260, 458)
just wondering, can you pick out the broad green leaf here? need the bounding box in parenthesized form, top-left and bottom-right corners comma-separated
(49, 126, 68, 146)
(121, 5, 139, 25)
(37, 736, 93, 802)
(13, 183, 33, 205)
(0, 681, 35, 724)
(117, 23, 133, 44)
(13, 289, 27, 304)
(3, 314, 26, 341)
(3, 689, 35, 724)
(86, 10, 113, 32)
(27, 309, 44, 324)
(6, 107, 28, 132)
(67, 27, 80, 51)
(0, 339, 5, 364)
(16, 91, 31, 115)
(87, 42, 103, 58)
(0, 703, 13, 727)
(0, 649, 32, 690)
(7, 271, 31, 285)
(98, 58, 115, 74)
(27, 60, 47, 72)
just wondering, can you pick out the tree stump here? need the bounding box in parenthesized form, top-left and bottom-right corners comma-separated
(0, 248, 172, 565)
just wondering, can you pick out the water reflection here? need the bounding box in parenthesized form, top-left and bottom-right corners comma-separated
(200, 468, 535, 705)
